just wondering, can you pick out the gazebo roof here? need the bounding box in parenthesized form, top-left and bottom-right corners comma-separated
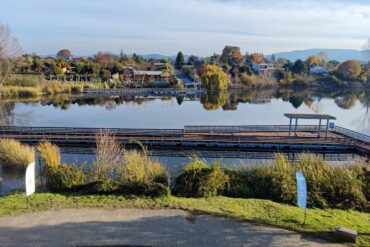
(284, 113, 336, 120)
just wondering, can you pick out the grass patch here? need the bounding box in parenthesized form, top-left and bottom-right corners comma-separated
(0, 193, 369, 246)
(0, 139, 34, 168)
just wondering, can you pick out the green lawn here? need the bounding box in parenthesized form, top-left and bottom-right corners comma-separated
(1, 193, 369, 246)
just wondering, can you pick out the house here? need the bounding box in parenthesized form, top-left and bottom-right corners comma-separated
(154, 62, 166, 70)
(252, 63, 275, 73)
(133, 71, 166, 82)
(309, 65, 330, 75)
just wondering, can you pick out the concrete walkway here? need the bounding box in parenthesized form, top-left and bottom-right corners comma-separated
(0, 208, 342, 247)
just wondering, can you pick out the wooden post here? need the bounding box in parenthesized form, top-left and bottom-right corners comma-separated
(294, 118, 298, 137)
(325, 119, 330, 138)
(289, 118, 292, 137)
(318, 119, 322, 138)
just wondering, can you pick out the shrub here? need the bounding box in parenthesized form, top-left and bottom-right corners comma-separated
(37, 141, 85, 192)
(46, 164, 86, 192)
(120, 149, 170, 187)
(174, 158, 229, 197)
(70, 84, 84, 94)
(0, 139, 34, 168)
(224, 154, 368, 211)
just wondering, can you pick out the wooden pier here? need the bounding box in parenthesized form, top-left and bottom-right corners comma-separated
(0, 125, 369, 156)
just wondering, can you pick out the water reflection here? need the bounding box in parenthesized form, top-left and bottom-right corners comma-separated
(0, 87, 370, 133)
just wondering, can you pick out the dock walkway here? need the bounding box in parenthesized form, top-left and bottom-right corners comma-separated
(0, 125, 369, 156)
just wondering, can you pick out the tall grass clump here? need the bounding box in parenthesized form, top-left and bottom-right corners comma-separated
(174, 156, 229, 197)
(90, 132, 170, 196)
(0, 139, 34, 168)
(37, 141, 85, 192)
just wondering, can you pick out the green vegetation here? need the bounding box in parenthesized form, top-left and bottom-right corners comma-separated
(37, 136, 170, 196)
(0, 193, 369, 246)
(174, 157, 229, 197)
(175, 51, 185, 68)
(200, 64, 229, 90)
(174, 155, 370, 212)
(0, 139, 34, 168)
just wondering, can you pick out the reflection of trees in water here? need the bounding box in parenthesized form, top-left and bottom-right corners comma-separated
(334, 95, 357, 109)
(200, 90, 228, 111)
(0, 102, 15, 125)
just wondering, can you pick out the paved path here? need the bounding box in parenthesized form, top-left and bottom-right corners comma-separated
(0, 208, 342, 247)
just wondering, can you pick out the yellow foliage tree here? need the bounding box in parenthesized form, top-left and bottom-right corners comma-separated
(307, 56, 318, 66)
(201, 65, 229, 90)
(248, 53, 264, 64)
(337, 60, 362, 79)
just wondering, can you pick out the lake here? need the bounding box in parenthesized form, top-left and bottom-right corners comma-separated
(1, 88, 369, 134)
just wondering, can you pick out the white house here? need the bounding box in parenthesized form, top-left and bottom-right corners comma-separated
(309, 65, 330, 75)
(252, 63, 275, 73)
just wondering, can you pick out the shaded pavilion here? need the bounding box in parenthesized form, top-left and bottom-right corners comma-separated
(284, 113, 336, 138)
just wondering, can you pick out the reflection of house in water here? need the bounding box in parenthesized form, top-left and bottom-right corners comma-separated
(250, 98, 272, 104)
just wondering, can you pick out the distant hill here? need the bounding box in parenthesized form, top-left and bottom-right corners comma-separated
(141, 53, 190, 61)
(274, 49, 370, 62)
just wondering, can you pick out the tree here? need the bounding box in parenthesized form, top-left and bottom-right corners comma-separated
(292, 59, 308, 74)
(220, 46, 243, 66)
(187, 55, 199, 66)
(317, 52, 328, 66)
(100, 69, 111, 81)
(175, 51, 185, 68)
(200, 65, 229, 90)
(307, 56, 318, 66)
(119, 49, 124, 60)
(247, 53, 264, 64)
(56, 49, 72, 59)
(95, 52, 116, 68)
(336, 60, 362, 79)
(0, 23, 22, 84)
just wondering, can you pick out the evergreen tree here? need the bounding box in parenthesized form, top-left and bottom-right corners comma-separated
(175, 52, 185, 68)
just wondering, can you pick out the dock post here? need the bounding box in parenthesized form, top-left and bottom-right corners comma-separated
(288, 118, 292, 137)
(318, 119, 322, 138)
(325, 119, 329, 138)
(294, 119, 298, 137)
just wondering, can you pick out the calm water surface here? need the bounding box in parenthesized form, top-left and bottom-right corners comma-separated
(1, 88, 370, 134)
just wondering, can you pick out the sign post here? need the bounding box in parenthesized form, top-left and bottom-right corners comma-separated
(295, 171, 307, 225)
(25, 162, 36, 207)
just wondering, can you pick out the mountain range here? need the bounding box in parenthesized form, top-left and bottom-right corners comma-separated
(274, 49, 370, 62)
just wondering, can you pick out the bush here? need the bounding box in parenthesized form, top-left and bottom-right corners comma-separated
(46, 164, 86, 192)
(0, 139, 34, 168)
(70, 84, 84, 94)
(37, 141, 85, 192)
(174, 158, 229, 197)
(224, 154, 368, 211)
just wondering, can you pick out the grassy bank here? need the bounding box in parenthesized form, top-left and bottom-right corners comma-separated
(1, 76, 106, 99)
(0, 193, 369, 246)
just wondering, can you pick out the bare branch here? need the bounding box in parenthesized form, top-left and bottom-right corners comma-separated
(0, 23, 22, 85)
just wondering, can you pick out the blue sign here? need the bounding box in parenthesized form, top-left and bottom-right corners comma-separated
(296, 172, 307, 209)
(329, 122, 335, 129)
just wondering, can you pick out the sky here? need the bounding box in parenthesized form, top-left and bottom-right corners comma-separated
(1, 0, 370, 56)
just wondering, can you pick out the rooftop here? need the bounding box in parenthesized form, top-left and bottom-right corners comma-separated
(284, 113, 336, 120)
(134, 71, 163, 76)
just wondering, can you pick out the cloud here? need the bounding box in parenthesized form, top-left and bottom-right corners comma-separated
(0, 0, 369, 55)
